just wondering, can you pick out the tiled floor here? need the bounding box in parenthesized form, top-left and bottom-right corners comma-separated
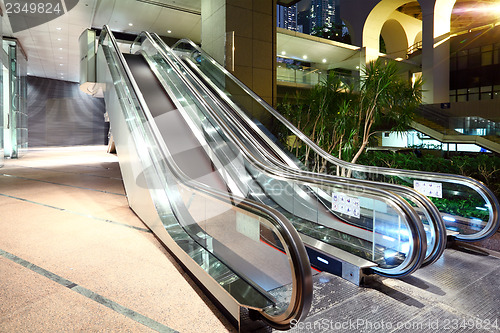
(0, 146, 235, 333)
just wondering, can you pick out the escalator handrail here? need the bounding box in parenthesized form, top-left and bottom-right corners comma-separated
(100, 25, 313, 329)
(177, 53, 446, 267)
(145, 32, 427, 278)
(171, 38, 500, 242)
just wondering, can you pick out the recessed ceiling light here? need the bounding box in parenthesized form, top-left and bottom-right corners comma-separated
(59, 64, 63, 66)
(322, 58, 327, 63)
(281, 51, 286, 55)
(303, 55, 307, 59)
(356, 66, 360, 69)
(128, 23, 133, 26)
(59, 48, 63, 50)
(57, 38, 62, 41)
(56, 27, 62, 30)
(167, 30, 172, 33)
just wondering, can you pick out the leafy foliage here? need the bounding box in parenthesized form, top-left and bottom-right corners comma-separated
(277, 59, 423, 173)
(358, 150, 500, 221)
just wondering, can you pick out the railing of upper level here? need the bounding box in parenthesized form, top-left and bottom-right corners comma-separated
(417, 104, 500, 137)
(277, 63, 354, 87)
(407, 41, 423, 57)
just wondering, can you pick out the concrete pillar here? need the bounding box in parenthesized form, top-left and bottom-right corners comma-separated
(201, 0, 277, 107)
(420, 0, 455, 104)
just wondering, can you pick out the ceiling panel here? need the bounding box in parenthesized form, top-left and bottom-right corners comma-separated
(0, 0, 202, 82)
(277, 28, 360, 70)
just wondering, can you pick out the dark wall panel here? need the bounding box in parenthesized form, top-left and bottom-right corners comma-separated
(27, 76, 107, 147)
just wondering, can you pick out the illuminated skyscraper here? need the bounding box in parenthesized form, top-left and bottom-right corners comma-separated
(311, 0, 335, 30)
(278, 0, 336, 34)
(277, 4, 298, 31)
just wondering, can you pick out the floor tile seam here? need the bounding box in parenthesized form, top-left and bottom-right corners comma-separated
(4, 164, 123, 181)
(0, 248, 178, 333)
(0, 173, 126, 196)
(0, 193, 151, 233)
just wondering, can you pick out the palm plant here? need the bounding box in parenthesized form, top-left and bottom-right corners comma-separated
(277, 58, 423, 176)
(349, 59, 423, 166)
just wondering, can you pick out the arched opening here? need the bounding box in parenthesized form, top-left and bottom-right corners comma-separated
(362, 0, 418, 61)
(380, 19, 408, 59)
(414, 31, 422, 46)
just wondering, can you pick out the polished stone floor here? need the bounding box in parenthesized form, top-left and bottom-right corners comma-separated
(0, 146, 235, 332)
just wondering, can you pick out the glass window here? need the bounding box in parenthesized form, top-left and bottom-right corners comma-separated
(457, 88, 468, 94)
(469, 93, 479, 101)
(494, 49, 500, 65)
(482, 51, 493, 66)
(482, 45, 493, 52)
(481, 86, 492, 92)
(458, 56, 468, 69)
(449, 92, 456, 102)
(450, 56, 457, 70)
(481, 92, 492, 100)
(457, 94, 467, 102)
(469, 48, 481, 68)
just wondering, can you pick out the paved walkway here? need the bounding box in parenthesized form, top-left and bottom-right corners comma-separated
(0, 146, 234, 332)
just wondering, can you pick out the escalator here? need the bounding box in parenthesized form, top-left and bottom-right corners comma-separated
(169, 38, 500, 245)
(151, 36, 445, 268)
(97, 25, 454, 329)
(125, 31, 430, 280)
(97, 25, 312, 331)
